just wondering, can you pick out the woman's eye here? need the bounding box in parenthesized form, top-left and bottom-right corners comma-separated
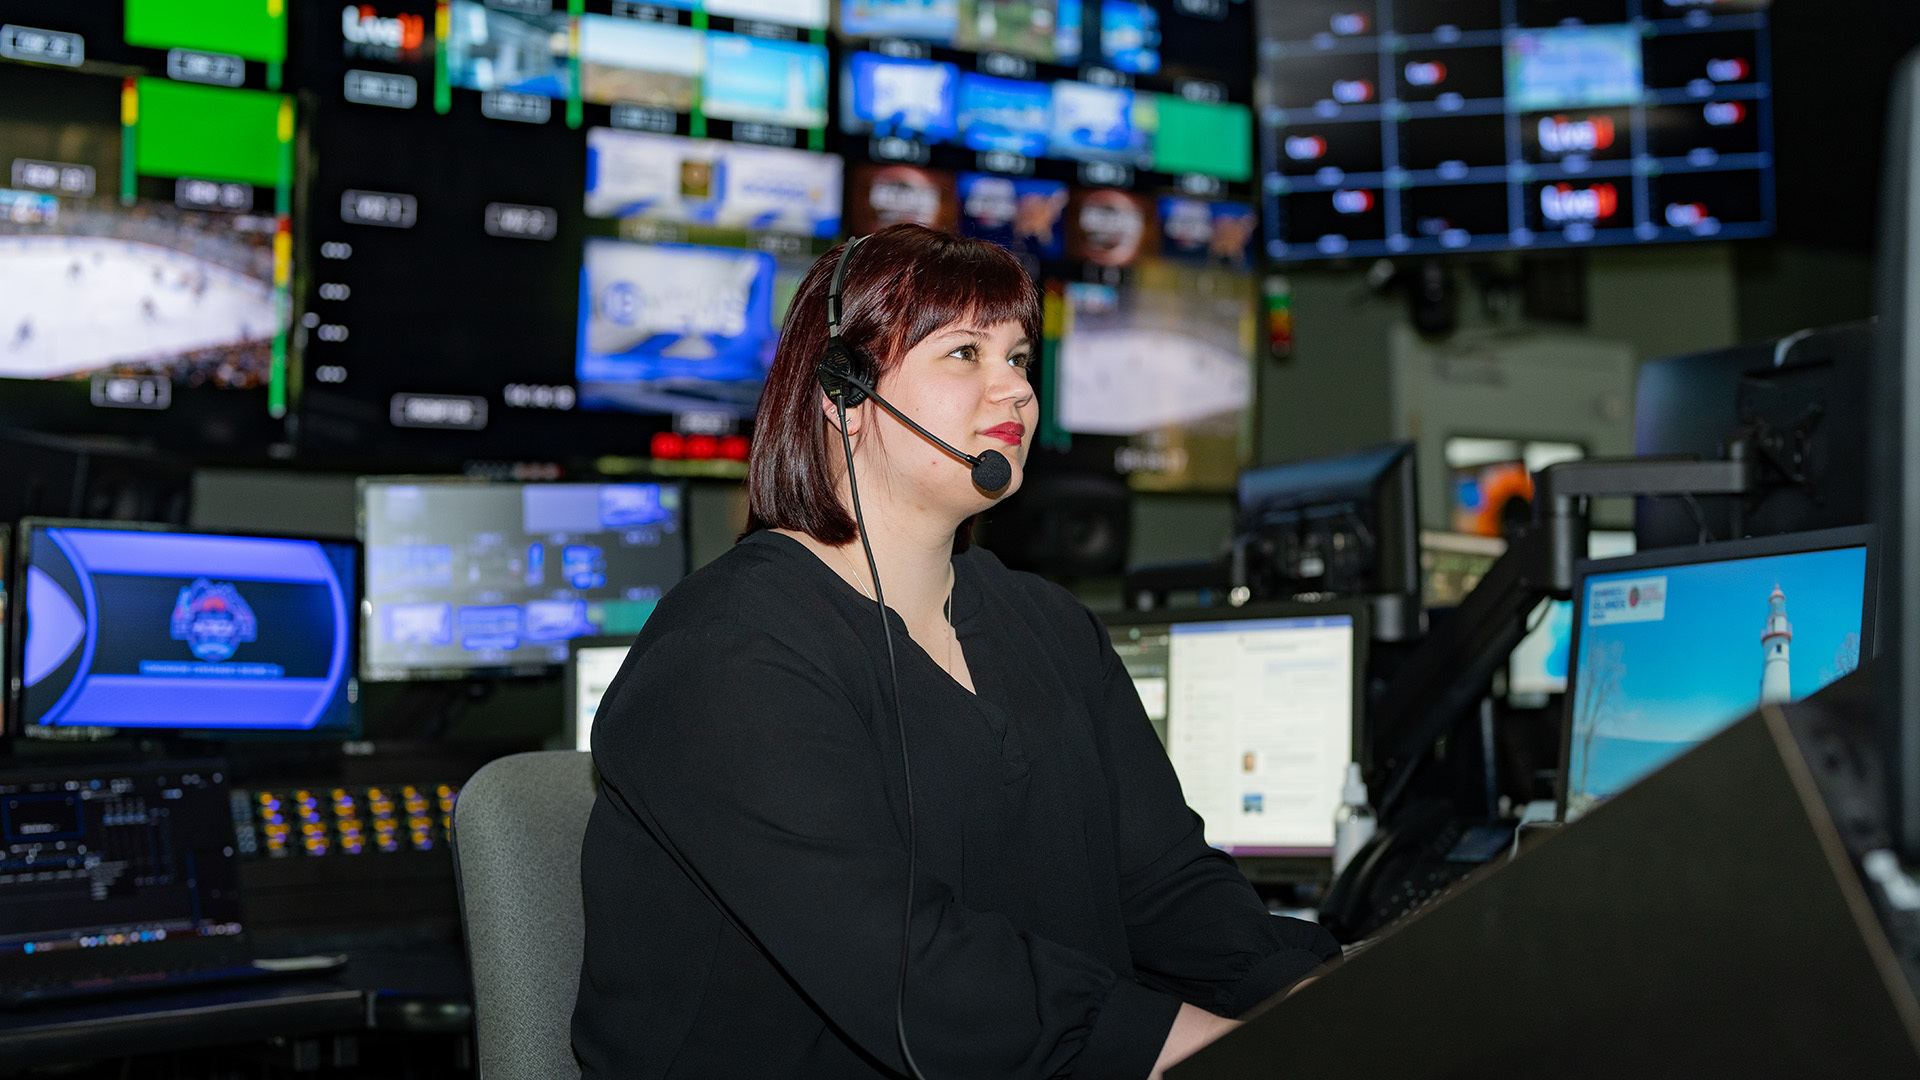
(949, 344, 978, 361)
(1009, 353, 1033, 370)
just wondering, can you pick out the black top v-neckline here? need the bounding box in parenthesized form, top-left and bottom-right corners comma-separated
(754, 529, 986, 702)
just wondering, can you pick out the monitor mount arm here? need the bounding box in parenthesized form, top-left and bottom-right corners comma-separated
(1372, 448, 1760, 819)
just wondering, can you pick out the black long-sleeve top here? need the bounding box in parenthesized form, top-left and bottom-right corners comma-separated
(573, 529, 1339, 1079)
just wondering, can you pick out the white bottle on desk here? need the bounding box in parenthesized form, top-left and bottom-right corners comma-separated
(1332, 763, 1376, 876)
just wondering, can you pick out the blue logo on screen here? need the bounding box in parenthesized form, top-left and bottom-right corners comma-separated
(169, 579, 259, 662)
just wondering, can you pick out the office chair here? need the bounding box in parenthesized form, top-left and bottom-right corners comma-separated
(451, 750, 598, 1080)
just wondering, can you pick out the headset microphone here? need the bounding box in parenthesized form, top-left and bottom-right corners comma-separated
(826, 367, 1013, 494)
(818, 234, 1013, 495)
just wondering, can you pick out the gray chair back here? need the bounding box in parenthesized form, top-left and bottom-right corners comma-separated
(451, 750, 597, 1080)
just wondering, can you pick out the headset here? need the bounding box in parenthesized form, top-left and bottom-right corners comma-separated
(815, 235, 1011, 1080)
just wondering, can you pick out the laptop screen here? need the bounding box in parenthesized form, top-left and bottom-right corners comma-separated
(0, 760, 248, 986)
(1561, 528, 1872, 821)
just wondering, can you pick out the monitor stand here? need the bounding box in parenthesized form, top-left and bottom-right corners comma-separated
(1173, 677, 1920, 1078)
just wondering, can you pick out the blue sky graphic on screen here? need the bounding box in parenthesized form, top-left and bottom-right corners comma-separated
(702, 33, 828, 130)
(957, 74, 1052, 156)
(576, 239, 777, 416)
(840, 0, 959, 41)
(1565, 545, 1868, 818)
(1505, 25, 1645, 112)
(22, 527, 356, 732)
(843, 53, 960, 142)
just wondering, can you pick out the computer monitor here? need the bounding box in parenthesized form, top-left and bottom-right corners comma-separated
(1507, 530, 1637, 704)
(10, 521, 359, 737)
(1875, 49, 1920, 862)
(0, 759, 252, 1000)
(1633, 322, 1872, 550)
(1559, 526, 1874, 822)
(358, 479, 686, 681)
(1105, 602, 1369, 858)
(566, 635, 633, 753)
(1234, 443, 1420, 638)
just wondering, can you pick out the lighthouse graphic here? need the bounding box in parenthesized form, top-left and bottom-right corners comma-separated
(1760, 583, 1793, 705)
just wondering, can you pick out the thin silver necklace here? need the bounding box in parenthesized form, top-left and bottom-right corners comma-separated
(835, 545, 956, 675)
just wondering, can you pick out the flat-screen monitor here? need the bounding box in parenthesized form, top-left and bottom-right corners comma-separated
(358, 480, 686, 681)
(1559, 526, 1873, 822)
(575, 239, 796, 418)
(1234, 442, 1423, 613)
(841, 52, 962, 141)
(1053, 260, 1256, 492)
(567, 635, 633, 752)
(1106, 603, 1369, 857)
(1633, 322, 1872, 550)
(11, 522, 359, 737)
(1257, 0, 1776, 261)
(1508, 530, 1637, 703)
(584, 128, 843, 240)
(0, 59, 293, 451)
(0, 759, 251, 1002)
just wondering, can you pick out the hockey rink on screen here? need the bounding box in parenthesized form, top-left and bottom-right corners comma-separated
(0, 234, 276, 378)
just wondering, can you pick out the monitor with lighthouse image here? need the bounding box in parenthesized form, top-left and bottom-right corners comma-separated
(1558, 526, 1873, 822)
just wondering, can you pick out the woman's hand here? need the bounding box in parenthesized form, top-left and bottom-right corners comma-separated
(1148, 1003, 1242, 1079)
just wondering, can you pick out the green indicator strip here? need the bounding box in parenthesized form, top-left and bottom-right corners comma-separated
(267, 60, 282, 91)
(270, 97, 295, 418)
(434, 1, 451, 114)
(120, 78, 138, 205)
(808, 29, 827, 151)
(566, 0, 583, 129)
(1039, 286, 1068, 450)
(690, 3, 708, 137)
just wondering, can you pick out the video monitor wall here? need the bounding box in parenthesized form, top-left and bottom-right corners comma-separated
(2, 2, 1265, 492)
(833, 1, 1262, 492)
(0, 5, 295, 451)
(295, 0, 839, 470)
(1256, 0, 1775, 261)
(359, 480, 687, 681)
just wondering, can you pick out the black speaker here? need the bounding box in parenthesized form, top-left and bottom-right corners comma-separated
(978, 470, 1131, 579)
(0, 428, 193, 525)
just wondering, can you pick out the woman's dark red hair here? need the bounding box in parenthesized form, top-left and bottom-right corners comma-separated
(744, 223, 1041, 545)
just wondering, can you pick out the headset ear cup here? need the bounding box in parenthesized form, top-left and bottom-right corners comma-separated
(818, 340, 869, 409)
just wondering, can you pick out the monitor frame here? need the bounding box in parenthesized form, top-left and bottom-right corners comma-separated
(354, 476, 691, 684)
(7, 517, 362, 741)
(565, 633, 636, 753)
(1555, 524, 1877, 821)
(1101, 598, 1373, 866)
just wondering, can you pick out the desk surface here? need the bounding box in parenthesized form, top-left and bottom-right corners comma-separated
(0, 946, 474, 1068)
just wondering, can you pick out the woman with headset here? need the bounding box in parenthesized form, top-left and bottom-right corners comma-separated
(575, 224, 1338, 1079)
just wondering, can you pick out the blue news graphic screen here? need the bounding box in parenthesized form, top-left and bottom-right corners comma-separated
(1564, 540, 1868, 819)
(19, 526, 357, 733)
(575, 239, 792, 417)
(842, 52, 961, 141)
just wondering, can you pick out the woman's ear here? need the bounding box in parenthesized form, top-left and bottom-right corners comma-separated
(820, 392, 865, 437)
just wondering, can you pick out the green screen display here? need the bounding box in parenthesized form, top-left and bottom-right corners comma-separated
(1151, 96, 1252, 182)
(124, 0, 288, 64)
(135, 78, 288, 187)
